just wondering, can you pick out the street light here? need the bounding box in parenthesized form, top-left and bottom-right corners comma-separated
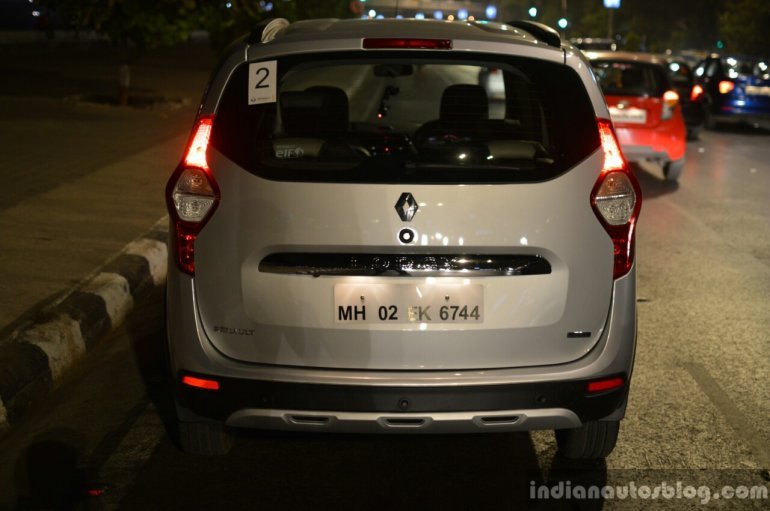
(528, 7, 538, 18)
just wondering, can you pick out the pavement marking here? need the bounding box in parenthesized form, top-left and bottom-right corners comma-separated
(22, 314, 85, 382)
(81, 272, 134, 329)
(125, 238, 168, 287)
(93, 402, 165, 510)
(0, 396, 7, 432)
(685, 362, 770, 469)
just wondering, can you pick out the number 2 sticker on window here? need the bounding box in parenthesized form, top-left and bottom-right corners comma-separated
(248, 61, 277, 105)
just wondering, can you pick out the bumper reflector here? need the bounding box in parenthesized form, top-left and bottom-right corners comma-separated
(587, 377, 624, 393)
(182, 375, 220, 391)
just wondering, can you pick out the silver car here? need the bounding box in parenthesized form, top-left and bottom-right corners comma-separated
(165, 18, 642, 459)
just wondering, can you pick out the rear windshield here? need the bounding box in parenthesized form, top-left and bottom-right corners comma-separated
(722, 57, 770, 79)
(591, 60, 669, 97)
(666, 60, 693, 85)
(211, 52, 599, 184)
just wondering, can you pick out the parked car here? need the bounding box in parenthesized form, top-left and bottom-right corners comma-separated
(571, 37, 618, 51)
(588, 51, 687, 181)
(665, 58, 707, 140)
(166, 18, 641, 459)
(693, 54, 770, 130)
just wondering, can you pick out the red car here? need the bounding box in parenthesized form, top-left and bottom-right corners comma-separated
(588, 52, 687, 181)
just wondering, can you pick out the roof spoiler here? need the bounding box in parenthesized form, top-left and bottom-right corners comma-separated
(507, 20, 561, 49)
(247, 18, 290, 44)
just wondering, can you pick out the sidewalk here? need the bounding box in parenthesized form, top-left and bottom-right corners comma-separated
(0, 41, 216, 432)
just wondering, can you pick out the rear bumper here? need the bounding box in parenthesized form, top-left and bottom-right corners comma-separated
(177, 373, 628, 433)
(167, 263, 637, 433)
(615, 122, 686, 162)
(713, 107, 770, 128)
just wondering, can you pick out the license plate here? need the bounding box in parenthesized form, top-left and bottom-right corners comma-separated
(609, 106, 647, 124)
(746, 85, 770, 96)
(334, 283, 483, 324)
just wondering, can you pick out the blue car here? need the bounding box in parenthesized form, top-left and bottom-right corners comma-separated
(694, 54, 770, 129)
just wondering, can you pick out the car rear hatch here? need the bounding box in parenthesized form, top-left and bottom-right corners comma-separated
(728, 58, 770, 114)
(592, 59, 671, 128)
(190, 48, 616, 371)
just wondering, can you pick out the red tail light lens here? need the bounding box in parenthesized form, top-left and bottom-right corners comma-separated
(591, 119, 642, 279)
(184, 116, 213, 170)
(662, 90, 679, 120)
(587, 377, 624, 393)
(166, 116, 220, 276)
(718, 80, 735, 94)
(182, 375, 220, 391)
(690, 84, 704, 102)
(363, 38, 452, 50)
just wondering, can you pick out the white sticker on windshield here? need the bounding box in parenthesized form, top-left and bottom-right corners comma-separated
(248, 60, 277, 105)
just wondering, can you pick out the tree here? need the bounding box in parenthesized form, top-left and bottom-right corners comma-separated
(197, 0, 352, 53)
(40, 0, 199, 49)
(40, 0, 201, 104)
(719, 0, 770, 54)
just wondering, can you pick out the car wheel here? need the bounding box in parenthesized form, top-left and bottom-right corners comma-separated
(686, 126, 701, 141)
(663, 158, 685, 182)
(178, 418, 235, 456)
(555, 420, 619, 460)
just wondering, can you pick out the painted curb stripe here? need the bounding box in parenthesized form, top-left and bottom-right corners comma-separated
(22, 315, 86, 382)
(53, 291, 111, 350)
(0, 396, 7, 431)
(0, 341, 53, 422)
(81, 272, 134, 331)
(0, 224, 169, 432)
(125, 239, 168, 287)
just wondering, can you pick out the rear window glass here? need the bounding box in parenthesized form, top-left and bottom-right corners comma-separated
(591, 60, 669, 97)
(722, 57, 770, 79)
(666, 60, 693, 85)
(211, 52, 599, 184)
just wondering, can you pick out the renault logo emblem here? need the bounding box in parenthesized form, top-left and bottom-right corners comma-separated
(395, 193, 418, 222)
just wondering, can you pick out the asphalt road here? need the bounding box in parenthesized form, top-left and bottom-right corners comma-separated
(0, 126, 768, 510)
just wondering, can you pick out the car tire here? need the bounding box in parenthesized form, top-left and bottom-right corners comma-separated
(555, 420, 619, 460)
(686, 126, 701, 141)
(663, 158, 684, 182)
(178, 418, 235, 456)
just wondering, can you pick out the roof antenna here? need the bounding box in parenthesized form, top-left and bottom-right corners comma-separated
(395, 0, 400, 18)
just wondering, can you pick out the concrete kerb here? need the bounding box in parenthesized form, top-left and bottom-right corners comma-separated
(0, 216, 169, 434)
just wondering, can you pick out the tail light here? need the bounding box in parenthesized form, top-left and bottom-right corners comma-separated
(661, 90, 679, 120)
(363, 38, 452, 50)
(718, 80, 735, 94)
(690, 84, 704, 102)
(166, 115, 220, 276)
(591, 119, 642, 279)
